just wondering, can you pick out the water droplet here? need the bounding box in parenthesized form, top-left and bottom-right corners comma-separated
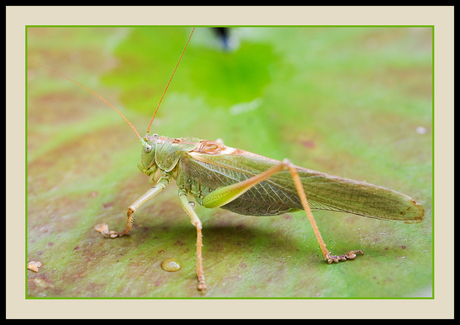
(188, 201, 195, 209)
(161, 258, 182, 272)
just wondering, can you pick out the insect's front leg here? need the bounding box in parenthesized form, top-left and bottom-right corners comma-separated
(178, 189, 206, 292)
(117, 175, 172, 237)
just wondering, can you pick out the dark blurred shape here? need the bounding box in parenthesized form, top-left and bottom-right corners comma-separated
(212, 27, 231, 51)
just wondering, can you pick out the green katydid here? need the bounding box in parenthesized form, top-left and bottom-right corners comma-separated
(35, 27, 424, 293)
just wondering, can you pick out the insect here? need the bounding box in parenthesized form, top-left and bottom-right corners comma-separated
(34, 27, 425, 292)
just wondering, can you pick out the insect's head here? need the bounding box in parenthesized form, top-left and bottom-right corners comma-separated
(138, 133, 159, 178)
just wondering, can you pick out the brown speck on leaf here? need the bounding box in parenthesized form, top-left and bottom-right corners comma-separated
(175, 240, 186, 247)
(301, 140, 315, 148)
(402, 245, 407, 249)
(102, 202, 114, 209)
(27, 261, 42, 273)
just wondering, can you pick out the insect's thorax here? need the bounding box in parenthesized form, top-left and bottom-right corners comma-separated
(142, 136, 239, 206)
(176, 171, 214, 206)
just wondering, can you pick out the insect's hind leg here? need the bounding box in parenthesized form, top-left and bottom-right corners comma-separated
(178, 189, 206, 292)
(202, 158, 363, 264)
(282, 159, 363, 263)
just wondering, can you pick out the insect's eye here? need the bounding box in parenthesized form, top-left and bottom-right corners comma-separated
(144, 144, 152, 153)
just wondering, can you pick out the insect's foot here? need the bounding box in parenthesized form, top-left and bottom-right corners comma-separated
(108, 231, 118, 238)
(197, 274, 206, 292)
(117, 231, 127, 238)
(326, 250, 364, 264)
(198, 281, 207, 292)
(117, 226, 133, 238)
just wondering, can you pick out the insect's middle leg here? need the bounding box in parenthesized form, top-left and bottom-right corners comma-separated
(202, 159, 363, 263)
(178, 189, 206, 292)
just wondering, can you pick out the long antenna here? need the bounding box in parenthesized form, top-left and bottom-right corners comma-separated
(30, 58, 142, 140)
(146, 27, 195, 134)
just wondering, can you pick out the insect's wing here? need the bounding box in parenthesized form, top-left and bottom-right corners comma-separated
(294, 166, 424, 223)
(185, 147, 424, 223)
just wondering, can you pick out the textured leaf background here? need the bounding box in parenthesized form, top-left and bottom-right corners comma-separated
(27, 27, 432, 298)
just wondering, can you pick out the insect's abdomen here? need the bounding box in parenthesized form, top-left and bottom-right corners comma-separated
(220, 187, 302, 216)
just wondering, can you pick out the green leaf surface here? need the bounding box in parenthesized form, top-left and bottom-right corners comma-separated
(27, 26, 432, 298)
